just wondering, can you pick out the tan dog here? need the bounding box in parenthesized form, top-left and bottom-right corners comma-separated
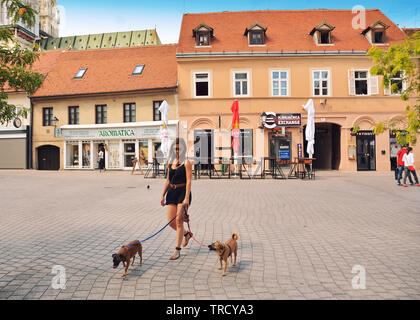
(112, 240, 142, 277)
(208, 233, 238, 276)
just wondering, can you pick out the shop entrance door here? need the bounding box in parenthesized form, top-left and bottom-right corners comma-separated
(269, 132, 292, 168)
(356, 132, 376, 171)
(37, 145, 60, 170)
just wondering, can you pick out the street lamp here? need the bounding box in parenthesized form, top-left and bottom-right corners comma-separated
(51, 116, 60, 137)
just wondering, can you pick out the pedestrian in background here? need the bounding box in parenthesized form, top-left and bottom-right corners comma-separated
(98, 146, 105, 172)
(402, 147, 419, 187)
(397, 145, 412, 186)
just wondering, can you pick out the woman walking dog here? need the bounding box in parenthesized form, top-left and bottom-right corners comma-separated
(160, 138, 193, 260)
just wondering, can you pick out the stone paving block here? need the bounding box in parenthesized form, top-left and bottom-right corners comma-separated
(0, 171, 419, 300)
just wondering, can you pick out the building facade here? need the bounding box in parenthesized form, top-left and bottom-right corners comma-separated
(30, 44, 178, 170)
(176, 9, 419, 171)
(0, 50, 63, 169)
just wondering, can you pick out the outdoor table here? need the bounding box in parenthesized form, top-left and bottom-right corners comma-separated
(288, 157, 316, 179)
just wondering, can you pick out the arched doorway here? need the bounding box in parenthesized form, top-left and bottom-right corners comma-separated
(303, 123, 341, 170)
(37, 145, 60, 170)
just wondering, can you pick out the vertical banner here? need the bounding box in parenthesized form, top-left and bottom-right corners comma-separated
(298, 143, 303, 158)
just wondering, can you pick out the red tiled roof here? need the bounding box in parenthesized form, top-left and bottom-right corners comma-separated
(32, 44, 178, 98)
(177, 9, 407, 53)
(3, 49, 64, 93)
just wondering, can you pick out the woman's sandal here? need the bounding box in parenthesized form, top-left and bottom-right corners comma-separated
(169, 247, 181, 260)
(182, 232, 193, 247)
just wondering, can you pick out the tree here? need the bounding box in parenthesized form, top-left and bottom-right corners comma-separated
(0, 0, 43, 125)
(367, 31, 420, 146)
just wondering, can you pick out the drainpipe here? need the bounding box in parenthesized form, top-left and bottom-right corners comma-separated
(29, 98, 34, 169)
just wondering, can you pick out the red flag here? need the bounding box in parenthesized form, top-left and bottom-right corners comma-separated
(231, 100, 240, 154)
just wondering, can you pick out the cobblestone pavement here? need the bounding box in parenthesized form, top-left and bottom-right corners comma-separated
(0, 170, 419, 300)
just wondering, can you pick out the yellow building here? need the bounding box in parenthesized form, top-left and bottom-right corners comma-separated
(30, 44, 178, 170)
(176, 9, 418, 172)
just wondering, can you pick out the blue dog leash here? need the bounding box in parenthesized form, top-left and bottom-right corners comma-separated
(128, 206, 185, 246)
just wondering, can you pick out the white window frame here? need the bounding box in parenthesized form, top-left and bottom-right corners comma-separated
(385, 71, 407, 96)
(270, 69, 290, 97)
(193, 71, 212, 98)
(311, 69, 331, 97)
(232, 70, 251, 98)
(348, 69, 379, 96)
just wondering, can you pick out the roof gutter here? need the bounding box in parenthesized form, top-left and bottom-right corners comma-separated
(176, 50, 368, 58)
(30, 85, 178, 101)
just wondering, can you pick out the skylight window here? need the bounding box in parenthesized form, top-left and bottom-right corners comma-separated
(133, 65, 145, 75)
(74, 68, 87, 79)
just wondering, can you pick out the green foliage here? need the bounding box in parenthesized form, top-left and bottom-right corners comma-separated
(352, 124, 360, 134)
(368, 31, 420, 146)
(0, 0, 43, 125)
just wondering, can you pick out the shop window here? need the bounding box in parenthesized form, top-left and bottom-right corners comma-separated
(107, 141, 120, 169)
(124, 141, 136, 168)
(233, 71, 250, 97)
(272, 70, 289, 96)
(231, 129, 253, 164)
(194, 72, 210, 98)
(43, 107, 53, 126)
(66, 142, 79, 168)
(139, 140, 149, 166)
(68, 106, 79, 125)
(124, 103, 136, 122)
(312, 70, 330, 96)
(82, 142, 91, 168)
(153, 101, 162, 121)
(96, 105, 107, 124)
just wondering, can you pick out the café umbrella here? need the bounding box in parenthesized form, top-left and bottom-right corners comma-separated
(159, 100, 170, 160)
(231, 100, 240, 155)
(231, 100, 240, 175)
(303, 98, 315, 175)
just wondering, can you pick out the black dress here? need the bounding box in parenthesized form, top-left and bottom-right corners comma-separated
(165, 163, 192, 206)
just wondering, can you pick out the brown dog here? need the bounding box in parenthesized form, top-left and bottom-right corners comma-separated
(112, 240, 143, 277)
(208, 233, 238, 276)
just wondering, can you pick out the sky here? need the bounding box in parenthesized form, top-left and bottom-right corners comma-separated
(58, 0, 420, 44)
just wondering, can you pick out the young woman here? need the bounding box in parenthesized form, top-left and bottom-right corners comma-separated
(160, 138, 193, 260)
(402, 147, 420, 187)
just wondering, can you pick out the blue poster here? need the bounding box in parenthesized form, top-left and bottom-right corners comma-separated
(279, 149, 290, 160)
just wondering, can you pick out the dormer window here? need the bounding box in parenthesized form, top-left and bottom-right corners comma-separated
(244, 22, 267, 45)
(197, 32, 209, 46)
(373, 30, 385, 44)
(361, 20, 389, 44)
(309, 21, 335, 45)
(193, 23, 214, 47)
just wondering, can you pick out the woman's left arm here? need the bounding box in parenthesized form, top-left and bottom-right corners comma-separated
(183, 160, 193, 207)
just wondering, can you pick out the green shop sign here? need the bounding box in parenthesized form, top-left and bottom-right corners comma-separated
(98, 129, 136, 137)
